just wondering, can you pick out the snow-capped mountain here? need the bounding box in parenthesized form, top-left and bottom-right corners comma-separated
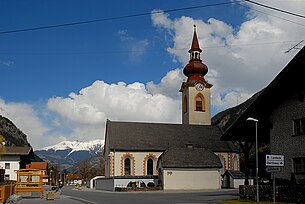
(41, 139, 104, 157)
(35, 140, 104, 170)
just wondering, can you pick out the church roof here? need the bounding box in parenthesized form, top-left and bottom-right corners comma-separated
(223, 170, 248, 179)
(158, 148, 222, 168)
(106, 120, 238, 152)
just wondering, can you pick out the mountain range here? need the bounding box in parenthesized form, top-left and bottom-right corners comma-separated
(35, 140, 104, 170)
(0, 115, 30, 147)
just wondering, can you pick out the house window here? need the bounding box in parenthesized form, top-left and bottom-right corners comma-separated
(5, 163, 10, 169)
(147, 158, 153, 176)
(293, 157, 305, 174)
(293, 118, 305, 135)
(124, 158, 131, 176)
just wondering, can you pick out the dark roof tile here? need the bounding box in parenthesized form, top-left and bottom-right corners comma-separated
(0, 146, 32, 155)
(159, 148, 222, 168)
(106, 121, 238, 152)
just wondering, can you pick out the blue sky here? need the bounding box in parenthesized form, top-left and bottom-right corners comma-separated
(1, 0, 305, 149)
(0, 0, 247, 101)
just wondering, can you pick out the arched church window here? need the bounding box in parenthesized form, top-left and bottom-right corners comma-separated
(124, 158, 131, 175)
(183, 96, 188, 113)
(233, 155, 238, 170)
(147, 158, 154, 175)
(195, 94, 205, 111)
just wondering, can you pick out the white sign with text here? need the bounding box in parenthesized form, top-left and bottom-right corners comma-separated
(266, 154, 284, 167)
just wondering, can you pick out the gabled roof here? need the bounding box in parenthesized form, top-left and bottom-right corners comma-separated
(0, 146, 32, 155)
(221, 45, 305, 142)
(27, 162, 48, 170)
(224, 170, 249, 179)
(106, 120, 238, 152)
(158, 148, 222, 168)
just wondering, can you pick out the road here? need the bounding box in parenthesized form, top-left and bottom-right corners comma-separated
(18, 186, 239, 204)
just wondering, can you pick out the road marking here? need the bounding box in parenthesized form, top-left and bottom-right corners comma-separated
(70, 197, 99, 204)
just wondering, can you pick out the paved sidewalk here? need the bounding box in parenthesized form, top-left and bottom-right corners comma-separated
(17, 195, 96, 204)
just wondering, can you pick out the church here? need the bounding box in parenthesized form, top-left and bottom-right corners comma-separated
(100, 26, 240, 190)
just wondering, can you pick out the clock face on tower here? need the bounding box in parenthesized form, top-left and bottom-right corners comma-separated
(195, 83, 204, 91)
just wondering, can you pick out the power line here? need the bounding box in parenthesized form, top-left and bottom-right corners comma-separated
(1, 1, 304, 35)
(0, 40, 300, 55)
(245, 0, 305, 19)
(0, 1, 245, 35)
(239, 4, 305, 28)
(285, 40, 304, 53)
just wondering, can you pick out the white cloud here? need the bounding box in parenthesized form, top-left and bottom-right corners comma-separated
(147, 68, 185, 100)
(117, 29, 149, 60)
(0, 61, 14, 67)
(151, 9, 174, 29)
(0, 77, 182, 149)
(0, 99, 50, 149)
(47, 80, 181, 145)
(150, 3, 305, 113)
(48, 80, 180, 123)
(212, 91, 252, 112)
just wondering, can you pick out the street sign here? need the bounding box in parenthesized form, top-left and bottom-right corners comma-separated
(266, 167, 281, 173)
(266, 155, 284, 161)
(266, 160, 284, 166)
(266, 154, 284, 167)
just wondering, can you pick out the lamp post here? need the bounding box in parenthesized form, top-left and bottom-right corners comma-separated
(246, 117, 259, 202)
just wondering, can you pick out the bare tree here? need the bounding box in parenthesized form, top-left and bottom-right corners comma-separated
(76, 160, 96, 184)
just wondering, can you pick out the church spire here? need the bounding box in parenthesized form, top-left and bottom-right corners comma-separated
(183, 25, 208, 82)
(189, 25, 202, 53)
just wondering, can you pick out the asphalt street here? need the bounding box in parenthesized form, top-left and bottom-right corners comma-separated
(17, 186, 239, 204)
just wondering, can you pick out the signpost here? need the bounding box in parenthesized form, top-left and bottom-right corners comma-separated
(266, 155, 285, 203)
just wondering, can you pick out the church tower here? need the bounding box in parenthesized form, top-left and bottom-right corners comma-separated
(180, 25, 213, 125)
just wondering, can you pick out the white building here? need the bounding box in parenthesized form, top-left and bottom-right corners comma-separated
(0, 146, 33, 181)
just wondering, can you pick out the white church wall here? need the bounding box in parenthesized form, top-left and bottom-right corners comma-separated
(162, 168, 221, 190)
(112, 151, 163, 176)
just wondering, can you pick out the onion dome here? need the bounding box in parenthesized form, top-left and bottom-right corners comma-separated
(183, 25, 208, 81)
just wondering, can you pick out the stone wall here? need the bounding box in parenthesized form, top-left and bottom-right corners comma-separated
(270, 90, 305, 180)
